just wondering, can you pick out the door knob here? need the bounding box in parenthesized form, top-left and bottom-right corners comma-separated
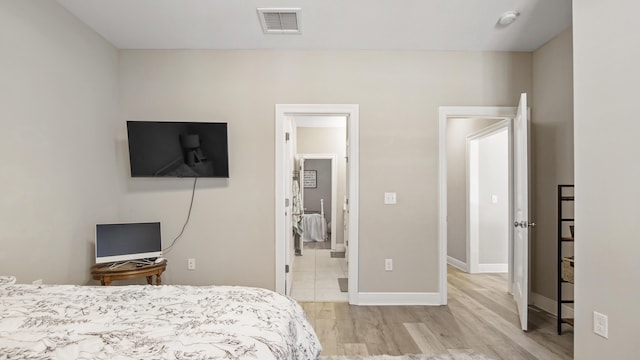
(514, 220, 535, 228)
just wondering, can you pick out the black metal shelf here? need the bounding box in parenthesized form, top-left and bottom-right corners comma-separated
(557, 184, 575, 335)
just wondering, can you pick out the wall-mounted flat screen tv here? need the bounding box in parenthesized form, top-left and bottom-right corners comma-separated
(127, 121, 229, 178)
(95, 222, 162, 264)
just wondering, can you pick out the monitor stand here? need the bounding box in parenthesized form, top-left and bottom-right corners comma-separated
(108, 259, 154, 270)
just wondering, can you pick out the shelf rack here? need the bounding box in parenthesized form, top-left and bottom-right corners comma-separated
(557, 184, 575, 334)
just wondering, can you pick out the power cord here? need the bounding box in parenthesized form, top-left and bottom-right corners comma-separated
(163, 178, 198, 254)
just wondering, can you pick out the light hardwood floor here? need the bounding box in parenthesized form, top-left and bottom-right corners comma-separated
(300, 266, 573, 359)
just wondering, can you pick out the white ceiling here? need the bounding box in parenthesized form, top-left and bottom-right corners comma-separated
(55, 0, 572, 52)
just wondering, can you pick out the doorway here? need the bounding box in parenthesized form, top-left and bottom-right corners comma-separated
(438, 106, 517, 305)
(297, 154, 338, 251)
(293, 125, 345, 302)
(467, 121, 510, 274)
(275, 104, 360, 304)
(439, 97, 531, 332)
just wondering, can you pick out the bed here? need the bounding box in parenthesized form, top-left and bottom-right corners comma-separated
(302, 199, 328, 243)
(0, 282, 321, 359)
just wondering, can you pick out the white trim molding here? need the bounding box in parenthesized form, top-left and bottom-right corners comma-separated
(357, 292, 442, 306)
(478, 263, 508, 273)
(447, 256, 468, 272)
(532, 292, 574, 318)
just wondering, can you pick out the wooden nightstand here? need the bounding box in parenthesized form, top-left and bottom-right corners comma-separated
(91, 260, 167, 286)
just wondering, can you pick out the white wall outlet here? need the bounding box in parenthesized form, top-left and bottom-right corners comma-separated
(32, 279, 42, 285)
(384, 192, 397, 205)
(187, 258, 196, 271)
(593, 311, 609, 338)
(491, 195, 498, 204)
(385, 258, 393, 271)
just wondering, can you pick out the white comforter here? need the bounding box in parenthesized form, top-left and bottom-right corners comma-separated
(302, 214, 326, 242)
(0, 284, 321, 359)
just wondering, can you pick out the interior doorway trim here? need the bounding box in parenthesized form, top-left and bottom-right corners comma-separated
(438, 106, 516, 305)
(275, 104, 360, 304)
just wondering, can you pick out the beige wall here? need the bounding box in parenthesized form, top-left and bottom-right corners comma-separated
(531, 28, 574, 301)
(573, 1, 640, 358)
(0, 1, 535, 293)
(477, 129, 509, 265)
(446, 118, 500, 264)
(297, 126, 347, 245)
(0, 1, 120, 284)
(119, 50, 532, 292)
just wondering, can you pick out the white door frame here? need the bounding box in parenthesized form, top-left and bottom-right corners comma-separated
(275, 104, 360, 304)
(438, 106, 516, 305)
(466, 121, 512, 274)
(298, 153, 338, 250)
(283, 116, 296, 296)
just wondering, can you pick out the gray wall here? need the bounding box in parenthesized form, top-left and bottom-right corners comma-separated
(531, 28, 574, 301)
(118, 49, 532, 292)
(574, 1, 639, 358)
(0, 0, 121, 284)
(303, 159, 332, 225)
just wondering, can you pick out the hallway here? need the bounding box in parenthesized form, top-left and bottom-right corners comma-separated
(291, 248, 348, 302)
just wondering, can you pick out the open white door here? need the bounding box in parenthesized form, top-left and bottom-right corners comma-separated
(284, 118, 295, 296)
(298, 158, 305, 256)
(344, 128, 349, 261)
(513, 93, 531, 331)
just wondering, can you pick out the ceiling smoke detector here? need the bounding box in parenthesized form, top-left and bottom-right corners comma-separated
(257, 8, 301, 34)
(498, 10, 520, 26)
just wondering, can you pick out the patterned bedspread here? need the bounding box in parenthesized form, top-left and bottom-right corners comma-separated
(0, 284, 321, 359)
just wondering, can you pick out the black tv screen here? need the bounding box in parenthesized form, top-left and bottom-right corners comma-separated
(95, 222, 163, 264)
(127, 121, 229, 178)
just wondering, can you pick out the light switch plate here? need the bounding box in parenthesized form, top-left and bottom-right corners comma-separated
(384, 192, 397, 205)
(385, 259, 393, 271)
(593, 311, 608, 338)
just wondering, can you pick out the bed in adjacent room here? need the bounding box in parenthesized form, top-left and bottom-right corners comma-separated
(0, 282, 321, 359)
(301, 198, 328, 243)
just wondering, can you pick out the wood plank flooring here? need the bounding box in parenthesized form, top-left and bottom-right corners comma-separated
(300, 266, 573, 359)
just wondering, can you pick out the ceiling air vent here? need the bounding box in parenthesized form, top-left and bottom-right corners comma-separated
(257, 8, 301, 34)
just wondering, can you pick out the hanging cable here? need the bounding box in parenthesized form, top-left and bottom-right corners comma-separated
(163, 178, 198, 253)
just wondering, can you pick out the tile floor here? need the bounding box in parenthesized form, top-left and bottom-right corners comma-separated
(291, 248, 348, 302)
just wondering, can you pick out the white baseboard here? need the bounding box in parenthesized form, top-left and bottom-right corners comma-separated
(447, 256, 468, 272)
(356, 292, 442, 306)
(532, 292, 574, 318)
(477, 263, 508, 273)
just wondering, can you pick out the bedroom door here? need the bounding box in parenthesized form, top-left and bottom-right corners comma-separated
(284, 117, 296, 296)
(513, 93, 531, 331)
(298, 157, 305, 256)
